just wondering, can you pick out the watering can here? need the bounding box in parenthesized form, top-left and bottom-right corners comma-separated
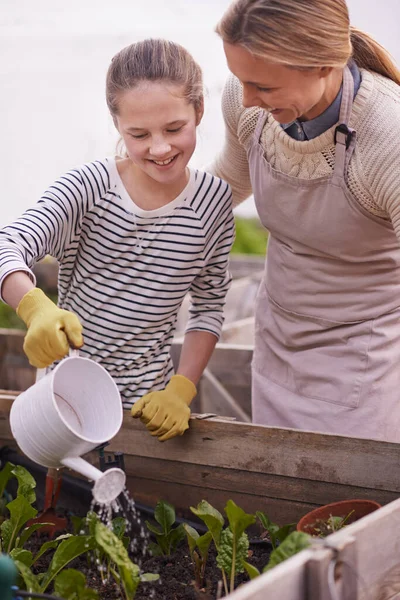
(9, 350, 126, 505)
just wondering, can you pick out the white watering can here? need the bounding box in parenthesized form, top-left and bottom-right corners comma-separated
(9, 350, 126, 505)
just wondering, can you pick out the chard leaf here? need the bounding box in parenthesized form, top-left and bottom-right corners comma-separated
(2, 496, 37, 552)
(18, 523, 56, 548)
(183, 523, 199, 554)
(243, 560, 261, 580)
(141, 572, 160, 582)
(148, 541, 164, 557)
(95, 522, 132, 567)
(54, 569, 99, 599)
(0, 462, 14, 499)
(225, 500, 255, 542)
(145, 520, 162, 536)
(190, 500, 224, 548)
(11, 465, 36, 504)
(197, 531, 213, 559)
(33, 540, 60, 565)
(217, 529, 249, 577)
(263, 531, 311, 572)
(112, 517, 127, 539)
(10, 548, 33, 567)
(154, 500, 175, 534)
(40, 535, 96, 591)
(119, 563, 140, 600)
(168, 523, 185, 552)
(14, 559, 40, 593)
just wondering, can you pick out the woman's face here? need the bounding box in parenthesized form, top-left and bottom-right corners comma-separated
(223, 42, 335, 124)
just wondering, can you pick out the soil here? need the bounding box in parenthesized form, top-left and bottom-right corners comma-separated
(25, 513, 272, 600)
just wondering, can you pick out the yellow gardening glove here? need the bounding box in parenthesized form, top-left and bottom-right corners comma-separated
(131, 374, 197, 442)
(16, 287, 84, 368)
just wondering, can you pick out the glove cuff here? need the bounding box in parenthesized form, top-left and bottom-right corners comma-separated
(16, 288, 54, 326)
(167, 374, 197, 406)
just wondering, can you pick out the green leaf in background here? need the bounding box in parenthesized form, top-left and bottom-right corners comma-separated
(231, 217, 268, 256)
(54, 569, 99, 600)
(112, 516, 127, 539)
(95, 521, 131, 568)
(217, 528, 249, 578)
(243, 560, 261, 580)
(256, 511, 295, 550)
(154, 500, 176, 534)
(263, 531, 311, 572)
(225, 500, 255, 542)
(11, 466, 36, 504)
(190, 500, 225, 548)
(0, 462, 14, 499)
(2, 496, 37, 553)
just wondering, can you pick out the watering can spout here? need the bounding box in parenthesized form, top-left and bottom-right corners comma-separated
(61, 457, 126, 505)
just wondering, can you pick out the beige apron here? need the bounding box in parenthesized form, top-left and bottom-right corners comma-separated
(249, 67, 400, 442)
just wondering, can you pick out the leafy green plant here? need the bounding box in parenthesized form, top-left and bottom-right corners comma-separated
(0, 462, 98, 596)
(145, 499, 185, 556)
(243, 531, 311, 580)
(79, 510, 158, 600)
(190, 499, 255, 595)
(183, 524, 212, 590)
(256, 511, 296, 550)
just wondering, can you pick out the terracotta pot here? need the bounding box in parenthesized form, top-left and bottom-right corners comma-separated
(297, 499, 381, 536)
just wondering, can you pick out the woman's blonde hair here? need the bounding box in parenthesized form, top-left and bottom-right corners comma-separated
(106, 38, 204, 118)
(216, 0, 400, 85)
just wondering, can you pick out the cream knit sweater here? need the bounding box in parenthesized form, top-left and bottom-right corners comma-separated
(211, 69, 400, 240)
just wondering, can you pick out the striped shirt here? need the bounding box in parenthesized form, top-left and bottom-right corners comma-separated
(0, 158, 235, 408)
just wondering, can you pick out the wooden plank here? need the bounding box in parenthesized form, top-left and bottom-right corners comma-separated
(220, 316, 254, 345)
(327, 498, 400, 600)
(228, 255, 265, 280)
(228, 549, 313, 600)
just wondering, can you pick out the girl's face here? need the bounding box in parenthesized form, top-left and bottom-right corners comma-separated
(223, 42, 335, 124)
(115, 82, 202, 186)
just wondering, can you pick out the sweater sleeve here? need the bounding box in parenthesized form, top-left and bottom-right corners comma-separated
(185, 180, 235, 339)
(207, 75, 254, 207)
(0, 168, 85, 300)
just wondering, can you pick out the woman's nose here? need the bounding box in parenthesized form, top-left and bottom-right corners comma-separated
(242, 84, 258, 108)
(150, 138, 172, 157)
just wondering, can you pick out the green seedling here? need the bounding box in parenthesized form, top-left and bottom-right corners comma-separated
(255, 511, 296, 550)
(145, 499, 185, 556)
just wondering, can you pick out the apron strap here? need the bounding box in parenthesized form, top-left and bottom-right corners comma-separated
(333, 66, 357, 181)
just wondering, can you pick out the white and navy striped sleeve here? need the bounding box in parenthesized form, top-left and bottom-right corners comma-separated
(186, 176, 235, 338)
(0, 162, 109, 300)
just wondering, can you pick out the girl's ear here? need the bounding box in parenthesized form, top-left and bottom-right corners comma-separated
(195, 98, 205, 125)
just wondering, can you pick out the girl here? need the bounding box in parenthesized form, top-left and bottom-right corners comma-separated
(210, 0, 400, 442)
(0, 39, 235, 442)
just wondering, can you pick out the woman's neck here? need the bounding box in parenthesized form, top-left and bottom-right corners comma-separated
(300, 67, 344, 122)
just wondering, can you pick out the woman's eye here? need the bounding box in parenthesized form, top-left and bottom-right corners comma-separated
(130, 133, 147, 139)
(257, 87, 273, 93)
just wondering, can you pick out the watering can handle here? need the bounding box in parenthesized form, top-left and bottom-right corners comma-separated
(35, 348, 80, 382)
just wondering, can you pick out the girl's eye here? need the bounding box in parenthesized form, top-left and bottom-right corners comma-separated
(167, 126, 183, 133)
(130, 133, 147, 139)
(257, 87, 273, 93)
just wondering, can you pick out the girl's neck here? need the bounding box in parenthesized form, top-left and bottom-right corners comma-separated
(116, 158, 190, 211)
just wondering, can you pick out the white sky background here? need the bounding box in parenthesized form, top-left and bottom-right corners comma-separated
(1, 0, 399, 225)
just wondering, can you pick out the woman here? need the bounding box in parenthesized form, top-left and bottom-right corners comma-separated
(211, 0, 400, 442)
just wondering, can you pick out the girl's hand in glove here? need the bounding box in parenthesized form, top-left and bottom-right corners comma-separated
(17, 288, 84, 368)
(131, 374, 197, 441)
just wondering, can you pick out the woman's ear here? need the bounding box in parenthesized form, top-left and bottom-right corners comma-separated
(196, 98, 205, 125)
(318, 66, 335, 79)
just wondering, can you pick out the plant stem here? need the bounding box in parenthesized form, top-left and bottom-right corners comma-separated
(222, 569, 229, 596)
(230, 543, 236, 593)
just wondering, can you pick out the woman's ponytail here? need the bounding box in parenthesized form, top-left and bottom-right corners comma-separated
(350, 27, 400, 84)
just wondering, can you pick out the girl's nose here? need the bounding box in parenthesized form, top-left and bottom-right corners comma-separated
(150, 138, 172, 157)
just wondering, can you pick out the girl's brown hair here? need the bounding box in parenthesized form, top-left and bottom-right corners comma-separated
(106, 38, 204, 118)
(216, 0, 400, 84)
